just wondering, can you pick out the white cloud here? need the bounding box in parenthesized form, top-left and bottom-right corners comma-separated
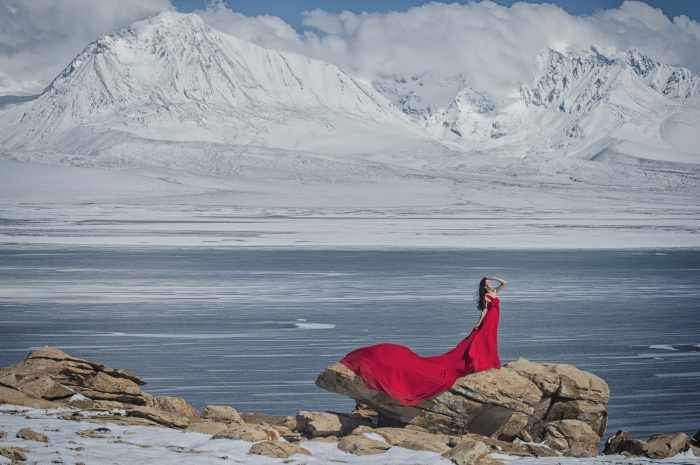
(193, 0, 700, 103)
(0, 0, 172, 95)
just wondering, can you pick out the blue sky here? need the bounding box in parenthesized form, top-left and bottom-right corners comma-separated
(171, 0, 700, 31)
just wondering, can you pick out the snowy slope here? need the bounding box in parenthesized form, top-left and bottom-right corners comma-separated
(0, 12, 434, 161)
(376, 48, 700, 164)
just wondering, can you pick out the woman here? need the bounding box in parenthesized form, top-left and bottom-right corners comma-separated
(340, 276, 506, 405)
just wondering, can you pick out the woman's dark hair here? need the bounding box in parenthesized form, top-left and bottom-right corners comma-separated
(476, 277, 488, 311)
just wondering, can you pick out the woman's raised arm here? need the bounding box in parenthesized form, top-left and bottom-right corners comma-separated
(488, 277, 507, 293)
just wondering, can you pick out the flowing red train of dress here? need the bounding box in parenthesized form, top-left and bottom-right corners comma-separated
(340, 295, 501, 405)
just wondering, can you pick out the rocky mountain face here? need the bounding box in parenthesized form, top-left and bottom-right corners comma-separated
(374, 47, 700, 161)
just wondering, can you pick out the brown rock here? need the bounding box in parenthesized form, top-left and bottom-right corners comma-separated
(77, 429, 110, 438)
(16, 427, 49, 442)
(479, 437, 532, 456)
(542, 363, 609, 403)
(646, 432, 691, 459)
(338, 435, 391, 455)
(305, 435, 339, 442)
(240, 412, 296, 430)
(543, 419, 600, 457)
(618, 438, 648, 456)
(603, 429, 628, 455)
(212, 424, 280, 442)
(126, 406, 193, 428)
(443, 438, 502, 465)
(0, 347, 151, 405)
(399, 440, 452, 453)
(0, 386, 60, 409)
(545, 399, 608, 437)
(248, 440, 312, 458)
(372, 427, 406, 445)
(201, 405, 241, 424)
(525, 443, 560, 457)
(147, 396, 199, 420)
(296, 411, 343, 436)
(0, 446, 28, 462)
(348, 402, 379, 425)
(184, 421, 229, 435)
(316, 362, 541, 439)
(505, 358, 560, 395)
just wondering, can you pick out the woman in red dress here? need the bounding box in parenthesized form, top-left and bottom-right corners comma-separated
(340, 276, 506, 405)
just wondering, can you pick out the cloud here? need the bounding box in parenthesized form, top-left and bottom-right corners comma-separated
(193, 0, 700, 103)
(0, 0, 172, 95)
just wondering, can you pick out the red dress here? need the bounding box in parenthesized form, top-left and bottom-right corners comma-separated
(340, 295, 501, 405)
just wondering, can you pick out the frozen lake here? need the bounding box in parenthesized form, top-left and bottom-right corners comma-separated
(0, 246, 698, 441)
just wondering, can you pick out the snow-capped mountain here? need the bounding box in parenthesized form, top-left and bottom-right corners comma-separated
(0, 12, 432, 160)
(374, 47, 700, 162)
(1, 11, 698, 174)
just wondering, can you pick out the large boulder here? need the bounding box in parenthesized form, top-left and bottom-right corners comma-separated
(0, 347, 151, 405)
(315, 357, 608, 454)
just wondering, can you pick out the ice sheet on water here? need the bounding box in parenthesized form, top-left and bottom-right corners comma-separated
(295, 322, 336, 329)
(650, 344, 677, 351)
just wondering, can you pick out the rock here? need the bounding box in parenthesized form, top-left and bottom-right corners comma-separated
(347, 402, 379, 425)
(372, 427, 406, 445)
(694, 429, 700, 445)
(443, 438, 502, 465)
(603, 429, 628, 454)
(248, 440, 312, 458)
(184, 421, 229, 435)
(524, 443, 560, 457)
(646, 432, 691, 459)
(0, 446, 28, 462)
(0, 431, 5, 439)
(77, 429, 110, 438)
(212, 424, 280, 442)
(296, 411, 343, 436)
(545, 399, 607, 437)
(619, 438, 648, 456)
(240, 412, 296, 430)
(0, 386, 60, 409)
(316, 358, 608, 451)
(479, 437, 532, 456)
(0, 347, 151, 405)
(201, 405, 241, 424)
(16, 427, 49, 443)
(338, 435, 391, 455)
(126, 406, 193, 428)
(305, 435, 339, 442)
(543, 420, 600, 457)
(542, 362, 610, 403)
(147, 396, 199, 421)
(505, 358, 560, 395)
(399, 440, 451, 453)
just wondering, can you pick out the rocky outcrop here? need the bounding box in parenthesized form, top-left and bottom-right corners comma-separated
(0, 347, 150, 405)
(0, 347, 200, 429)
(603, 429, 698, 459)
(316, 357, 608, 456)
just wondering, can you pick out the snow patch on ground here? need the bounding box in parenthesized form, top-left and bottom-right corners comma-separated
(0, 406, 697, 465)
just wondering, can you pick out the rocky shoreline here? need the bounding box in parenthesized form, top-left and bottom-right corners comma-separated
(0, 347, 698, 464)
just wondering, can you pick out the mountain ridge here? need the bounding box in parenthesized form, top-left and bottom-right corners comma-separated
(1, 11, 698, 173)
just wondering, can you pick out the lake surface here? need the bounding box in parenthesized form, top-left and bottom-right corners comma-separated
(0, 246, 698, 441)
